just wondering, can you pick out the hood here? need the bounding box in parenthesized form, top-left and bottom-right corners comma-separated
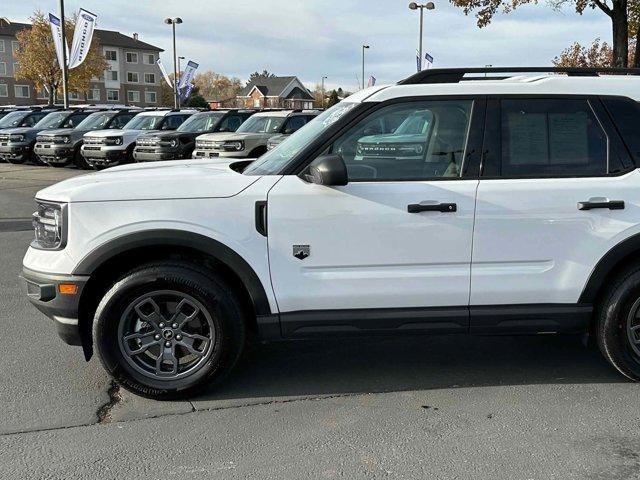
(36, 159, 261, 203)
(36, 128, 75, 137)
(200, 131, 269, 142)
(2, 126, 38, 135)
(85, 128, 157, 138)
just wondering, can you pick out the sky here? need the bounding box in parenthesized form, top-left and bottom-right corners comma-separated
(4, 0, 613, 92)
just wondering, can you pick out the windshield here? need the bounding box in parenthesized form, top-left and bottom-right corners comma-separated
(76, 112, 114, 130)
(236, 115, 285, 134)
(177, 112, 224, 133)
(34, 112, 69, 129)
(0, 111, 29, 128)
(244, 102, 359, 176)
(123, 115, 164, 131)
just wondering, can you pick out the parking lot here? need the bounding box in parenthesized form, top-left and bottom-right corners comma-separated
(0, 163, 639, 479)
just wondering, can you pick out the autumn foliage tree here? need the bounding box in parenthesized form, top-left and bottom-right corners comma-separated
(14, 11, 108, 105)
(192, 71, 242, 102)
(553, 38, 614, 67)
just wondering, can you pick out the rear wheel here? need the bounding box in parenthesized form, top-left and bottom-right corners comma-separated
(93, 262, 246, 399)
(596, 263, 640, 382)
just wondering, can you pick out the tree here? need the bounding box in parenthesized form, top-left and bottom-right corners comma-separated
(193, 71, 242, 101)
(326, 90, 340, 107)
(247, 69, 276, 85)
(184, 85, 208, 108)
(449, 0, 632, 67)
(553, 38, 614, 67)
(14, 11, 108, 105)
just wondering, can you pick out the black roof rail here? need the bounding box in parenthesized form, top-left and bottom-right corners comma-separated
(398, 67, 640, 85)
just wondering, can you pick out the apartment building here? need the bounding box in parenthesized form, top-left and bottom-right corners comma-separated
(0, 18, 163, 107)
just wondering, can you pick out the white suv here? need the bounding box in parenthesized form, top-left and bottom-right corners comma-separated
(81, 109, 195, 169)
(21, 67, 640, 399)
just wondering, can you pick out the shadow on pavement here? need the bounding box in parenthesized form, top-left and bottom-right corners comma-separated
(195, 333, 625, 401)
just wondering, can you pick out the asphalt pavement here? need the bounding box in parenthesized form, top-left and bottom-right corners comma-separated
(1, 163, 639, 479)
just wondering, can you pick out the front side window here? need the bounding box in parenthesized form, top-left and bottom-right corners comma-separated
(236, 115, 286, 134)
(163, 114, 189, 129)
(500, 99, 608, 177)
(283, 115, 308, 134)
(327, 100, 472, 181)
(110, 114, 135, 129)
(34, 112, 69, 129)
(62, 114, 89, 128)
(77, 112, 113, 130)
(124, 115, 164, 130)
(177, 112, 224, 133)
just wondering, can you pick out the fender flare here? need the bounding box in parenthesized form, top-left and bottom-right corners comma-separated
(72, 229, 272, 316)
(579, 232, 640, 304)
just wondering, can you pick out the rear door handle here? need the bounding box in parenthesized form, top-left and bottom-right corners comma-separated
(577, 200, 625, 211)
(407, 202, 457, 213)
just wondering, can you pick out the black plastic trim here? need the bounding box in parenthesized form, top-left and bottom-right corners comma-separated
(255, 201, 267, 236)
(72, 229, 272, 316)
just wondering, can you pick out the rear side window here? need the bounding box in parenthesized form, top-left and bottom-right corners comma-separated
(602, 97, 640, 166)
(500, 99, 608, 177)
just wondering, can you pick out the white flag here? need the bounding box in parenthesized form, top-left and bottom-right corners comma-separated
(48, 13, 69, 70)
(156, 59, 173, 88)
(68, 8, 98, 69)
(178, 60, 199, 90)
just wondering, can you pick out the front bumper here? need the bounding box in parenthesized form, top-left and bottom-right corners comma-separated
(192, 149, 245, 159)
(81, 146, 128, 166)
(34, 143, 74, 164)
(21, 267, 89, 346)
(0, 143, 31, 162)
(133, 147, 184, 162)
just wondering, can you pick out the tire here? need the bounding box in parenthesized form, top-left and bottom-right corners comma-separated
(51, 159, 70, 168)
(93, 262, 246, 399)
(596, 262, 640, 382)
(73, 147, 91, 170)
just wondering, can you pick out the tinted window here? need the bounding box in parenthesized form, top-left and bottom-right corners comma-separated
(62, 113, 90, 128)
(164, 114, 189, 129)
(500, 99, 607, 177)
(284, 116, 307, 133)
(217, 115, 243, 132)
(325, 100, 472, 181)
(110, 114, 135, 129)
(602, 97, 640, 167)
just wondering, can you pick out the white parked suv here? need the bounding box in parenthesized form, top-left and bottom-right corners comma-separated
(81, 109, 195, 169)
(21, 67, 640, 399)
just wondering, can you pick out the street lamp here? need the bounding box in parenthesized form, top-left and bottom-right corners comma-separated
(361, 45, 370, 90)
(321, 75, 328, 109)
(164, 17, 183, 109)
(59, 0, 69, 108)
(408, 2, 435, 72)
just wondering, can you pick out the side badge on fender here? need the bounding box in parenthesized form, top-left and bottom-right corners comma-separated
(293, 245, 310, 260)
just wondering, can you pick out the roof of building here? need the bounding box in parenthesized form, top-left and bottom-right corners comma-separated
(241, 76, 314, 100)
(0, 18, 163, 52)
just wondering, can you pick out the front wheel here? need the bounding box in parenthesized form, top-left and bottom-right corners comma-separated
(596, 264, 640, 382)
(93, 262, 246, 399)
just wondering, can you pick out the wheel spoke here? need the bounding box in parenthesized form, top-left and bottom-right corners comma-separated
(178, 332, 209, 357)
(134, 298, 165, 328)
(156, 344, 178, 376)
(170, 298, 200, 328)
(123, 332, 159, 356)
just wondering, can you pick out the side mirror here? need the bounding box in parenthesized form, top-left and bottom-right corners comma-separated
(303, 154, 348, 186)
(218, 127, 229, 132)
(284, 127, 295, 135)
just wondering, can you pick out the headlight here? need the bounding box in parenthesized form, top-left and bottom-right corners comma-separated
(222, 141, 243, 151)
(62, 136, 71, 144)
(9, 134, 25, 142)
(32, 201, 66, 250)
(170, 139, 178, 148)
(105, 136, 123, 146)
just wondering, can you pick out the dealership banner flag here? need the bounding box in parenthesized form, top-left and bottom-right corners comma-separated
(178, 60, 199, 90)
(416, 49, 422, 72)
(367, 76, 376, 87)
(425, 53, 434, 70)
(181, 83, 194, 100)
(68, 8, 98, 69)
(48, 13, 69, 70)
(156, 59, 173, 88)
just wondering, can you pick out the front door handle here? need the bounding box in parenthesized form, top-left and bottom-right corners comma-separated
(577, 200, 625, 211)
(407, 202, 457, 213)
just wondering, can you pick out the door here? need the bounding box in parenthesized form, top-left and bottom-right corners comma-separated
(471, 97, 638, 332)
(267, 98, 485, 336)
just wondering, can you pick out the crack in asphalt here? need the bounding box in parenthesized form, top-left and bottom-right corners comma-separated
(0, 391, 366, 438)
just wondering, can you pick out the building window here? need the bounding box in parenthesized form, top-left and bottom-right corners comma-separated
(126, 52, 138, 63)
(105, 50, 117, 61)
(0, 84, 7, 97)
(127, 90, 140, 103)
(86, 88, 100, 101)
(68, 91, 80, 100)
(144, 73, 156, 84)
(37, 89, 49, 99)
(126, 72, 139, 83)
(106, 70, 118, 81)
(14, 85, 30, 98)
(107, 89, 120, 101)
(145, 53, 155, 65)
(13, 63, 19, 75)
(0, 40, 4, 53)
(0, 63, 6, 76)
(12, 41, 19, 54)
(144, 91, 157, 104)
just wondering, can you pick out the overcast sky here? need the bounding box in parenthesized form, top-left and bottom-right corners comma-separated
(5, 1, 611, 91)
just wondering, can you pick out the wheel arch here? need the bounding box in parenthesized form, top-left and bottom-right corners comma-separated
(74, 229, 273, 359)
(579, 232, 640, 305)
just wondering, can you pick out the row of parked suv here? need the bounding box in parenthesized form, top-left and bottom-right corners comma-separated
(0, 105, 321, 169)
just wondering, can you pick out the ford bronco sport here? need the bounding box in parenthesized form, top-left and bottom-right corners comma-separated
(21, 67, 640, 399)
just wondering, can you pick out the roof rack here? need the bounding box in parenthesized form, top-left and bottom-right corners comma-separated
(398, 67, 640, 85)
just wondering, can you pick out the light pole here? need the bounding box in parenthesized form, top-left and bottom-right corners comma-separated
(408, 2, 435, 72)
(321, 75, 327, 108)
(361, 45, 369, 90)
(59, 0, 69, 108)
(164, 17, 183, 109)
(178, 56, 185, 107)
